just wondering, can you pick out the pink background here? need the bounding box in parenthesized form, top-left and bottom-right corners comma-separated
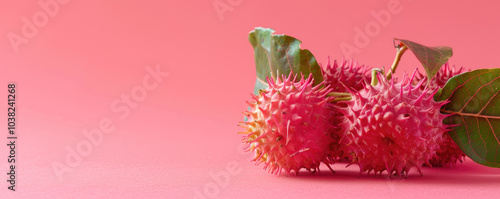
(1, 0, 500, 198)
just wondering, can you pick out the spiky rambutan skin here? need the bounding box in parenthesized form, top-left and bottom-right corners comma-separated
(339, 72, 450, 177)
(327, 106, 346, 160)
(321, 58, 371, 160)
(413, 63, 467, 167)
(428, 133, 465, 167)
(322, 58, 371, 92)
(413, 62, 467, 90)
(239, 73, 336, 175)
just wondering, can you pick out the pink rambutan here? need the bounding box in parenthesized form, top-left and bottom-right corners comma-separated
(338, 72, 450, 177)
(428, 133, 465, 167)
(322, 58, 371, 92)
(414, 62, 467, 90)
(239, 73, 336, 175)
(413, 63, 467, 167)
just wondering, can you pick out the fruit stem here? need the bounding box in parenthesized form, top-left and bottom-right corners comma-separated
(327, 92, 351, 97)
(386, 42, 408, 80)
(331, 96, 352, 102)
(371, 68, 383, 86)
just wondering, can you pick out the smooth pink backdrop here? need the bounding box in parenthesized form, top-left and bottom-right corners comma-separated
(1, 0, 500, 198)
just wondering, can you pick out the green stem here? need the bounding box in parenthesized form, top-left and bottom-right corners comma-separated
(371, 68, 383, 86)
(327, 92, 351, 97)
(386, 44, 408, 80)
(331, 96, 352, 102)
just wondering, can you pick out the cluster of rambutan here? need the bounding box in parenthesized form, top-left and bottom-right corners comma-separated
(238, 59, 466, 177)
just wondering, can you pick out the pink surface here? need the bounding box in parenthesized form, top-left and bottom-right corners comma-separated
(1, 0, 500, 198)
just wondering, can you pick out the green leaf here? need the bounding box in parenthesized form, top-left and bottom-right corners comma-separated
(249, 27, 323, 94)
(395, 38, 453, 80)
(435, 69, 500, 168)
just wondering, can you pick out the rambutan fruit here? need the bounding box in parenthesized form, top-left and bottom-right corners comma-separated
(338, 71, 451, 177)
(428, 133, 465, 167)
(239, 73, 336, 175)
(413, 63, 467, 167)
(322, 58, 371, 92)
(414, 62, 467, 90)
(321, 58, 370, 162)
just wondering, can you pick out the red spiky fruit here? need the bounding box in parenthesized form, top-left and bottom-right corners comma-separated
(321, 58, 371, 162)
(339, 72, 450, 177)
(414, 62, 467, 90)
(428, 133, 465, 167)
(414, 63, 467, 167)
(322, 58, 371, 92)
(239, 73, 336, 175)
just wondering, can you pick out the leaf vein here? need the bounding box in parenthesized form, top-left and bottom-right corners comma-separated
(477, 75, 500, 115)
(486, 118, 500, 145)
(441, 109, 500, 119)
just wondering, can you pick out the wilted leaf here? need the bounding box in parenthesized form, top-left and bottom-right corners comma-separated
(249, 27, 323, 94)
(435, 69, 500, 167)
(395, 38, 453, 80)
